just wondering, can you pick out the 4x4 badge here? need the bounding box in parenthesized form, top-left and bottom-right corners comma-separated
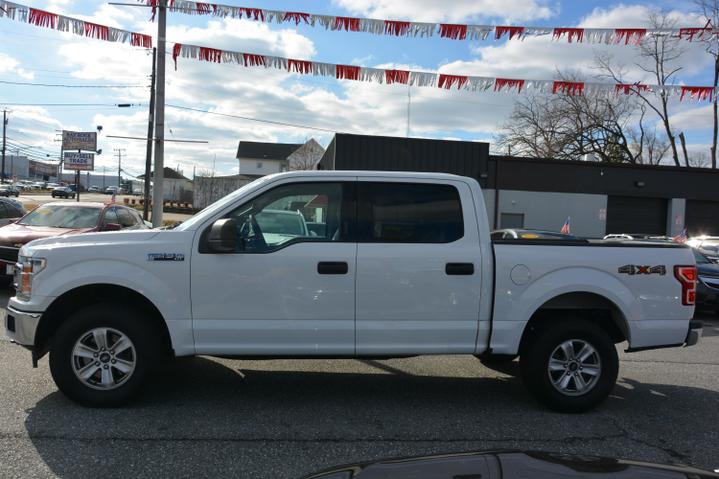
(618, 265, 666, 276)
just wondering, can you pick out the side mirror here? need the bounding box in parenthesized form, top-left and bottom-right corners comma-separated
(102, 223, 122, 232)
(208, 218, 237, 253)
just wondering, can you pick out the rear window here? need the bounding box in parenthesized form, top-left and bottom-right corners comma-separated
(358, 182, 464, 243)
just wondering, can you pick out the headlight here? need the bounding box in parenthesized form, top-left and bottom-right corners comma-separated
(15, 256, 46, 301)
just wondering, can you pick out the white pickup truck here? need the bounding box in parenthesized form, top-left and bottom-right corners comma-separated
(4, 171, 702, 412)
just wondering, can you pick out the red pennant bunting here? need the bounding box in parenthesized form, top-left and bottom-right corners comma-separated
(334, 16, 360, 32)
(131, 33, 153, 48)
(680, 86, 714, 101)
(240, 7, 265, 21)
(196, 2, 212, 14)
(495, 26, 525, 40)
(438, 74, 468, 90)
(28, 8, 59, 28)
(336, 64, 360, 80)
(283, 12, 311, 25)
(679, 27, 711, 41)
(614, 83, 649, 95)
(553, 27, 584, 43)
(84, 22, 110, 41)
(172, 43, 182, 70)
(288, 59, 313, 74)
(384, 20, 411, 36)
(242, 53, 266, 66)
(199, 47, 223, 63)
(385, 69, 410, 85)
(553, 80, 585, 95)
(614, 28, 646, 45)
(439, 24, 468, 40)
(494, 78, 525, 92)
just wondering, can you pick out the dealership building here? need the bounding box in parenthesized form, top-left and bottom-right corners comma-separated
(318, 133, 719, 238)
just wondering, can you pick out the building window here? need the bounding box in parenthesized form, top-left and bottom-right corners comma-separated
(500, 213, 524, 229)
(256, 162, 263, 169)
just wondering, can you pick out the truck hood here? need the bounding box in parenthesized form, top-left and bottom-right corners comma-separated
(22, 229, 162, 254)
(0, 223, 96, 247)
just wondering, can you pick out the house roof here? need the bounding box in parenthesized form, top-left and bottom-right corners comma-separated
(138, 167, 190, 181)
(236, 141, 302, 160)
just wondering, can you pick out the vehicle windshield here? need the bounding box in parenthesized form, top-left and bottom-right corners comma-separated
(18, 205, 101, 228)
(255, 211, 306, 236)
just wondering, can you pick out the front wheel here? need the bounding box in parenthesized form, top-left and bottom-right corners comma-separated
(520, 319, 618, 413)
(49, 304, 157, 407)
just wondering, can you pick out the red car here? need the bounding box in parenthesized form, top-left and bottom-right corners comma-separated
(0, 202, 148, 276)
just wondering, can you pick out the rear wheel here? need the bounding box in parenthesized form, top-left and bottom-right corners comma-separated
(49, 304, 156, 407)
(520, 319, 618, 413)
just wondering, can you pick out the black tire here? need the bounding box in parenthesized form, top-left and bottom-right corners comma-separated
(51, 194, 56, 198)
(49, 304, 157, 407)
(520, 319, 618, 413)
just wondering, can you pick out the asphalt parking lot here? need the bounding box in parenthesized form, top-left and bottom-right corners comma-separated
(1, 288, 718, 479)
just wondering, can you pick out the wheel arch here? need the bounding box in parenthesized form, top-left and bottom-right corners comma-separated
(35, 283, 173, 358)
(518, 291, 630, 356)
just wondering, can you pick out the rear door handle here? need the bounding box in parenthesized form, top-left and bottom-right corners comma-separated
(318, 262, 349, 275)
(446, 263, 474, 275)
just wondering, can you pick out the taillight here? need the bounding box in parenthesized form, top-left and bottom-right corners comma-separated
(674, 265, 697, 306)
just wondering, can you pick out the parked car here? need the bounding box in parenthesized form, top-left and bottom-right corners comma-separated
(46, 183, 60, 189)
(303, 450, 719, 479)
(4, 171, 701, 410)
(51, 187, 76, 199)
(0, 197, 25, 227)
(104, 186, 123, 195)
(0, 185, 20, 197)
(132, 188, 144, 196)
(694, 249, 719, 316)
(491, 229, 579, 240)
(0, 202, 148, 278)
(687, 236, 719, 263)
(87, 186, 101, 193)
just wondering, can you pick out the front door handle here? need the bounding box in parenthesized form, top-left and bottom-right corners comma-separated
(446, 263, 474, 275)
(318, 262, 349, 275)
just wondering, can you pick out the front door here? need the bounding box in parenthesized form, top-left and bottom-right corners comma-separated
(355, 179, 483, 355)
(191, 179, 356, 355)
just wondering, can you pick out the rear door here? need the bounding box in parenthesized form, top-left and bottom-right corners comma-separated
(355, 179, 482, 355)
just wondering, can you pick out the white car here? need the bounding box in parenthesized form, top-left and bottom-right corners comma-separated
(5, 171, 701, 411)
(687, 236, 719, 263)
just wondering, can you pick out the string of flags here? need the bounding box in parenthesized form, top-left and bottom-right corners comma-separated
(137, 0, 716, 45)
(0, 1, 153, 48)
(171, 43, 716, 101)
(0, 1, 715, 101)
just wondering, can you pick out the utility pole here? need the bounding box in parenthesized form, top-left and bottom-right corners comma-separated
(114, 148, 125, 192)
(152, 2, 167, 227)
(144, 47, 157, 221)
(2, 110, 7, 184)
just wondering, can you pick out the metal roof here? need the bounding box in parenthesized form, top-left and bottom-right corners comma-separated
(236, 141, 302, 160)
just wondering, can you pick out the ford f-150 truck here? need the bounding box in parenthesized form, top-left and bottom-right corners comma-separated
(4, 171, 702, 412)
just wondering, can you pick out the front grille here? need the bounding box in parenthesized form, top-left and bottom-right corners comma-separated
(0, 246, 19, 264)
(6, 314, 15, 333)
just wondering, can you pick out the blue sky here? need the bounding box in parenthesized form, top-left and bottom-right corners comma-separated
(0, 0, 712, 176)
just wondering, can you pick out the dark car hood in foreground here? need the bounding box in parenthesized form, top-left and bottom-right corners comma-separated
(304, 450, 719, 479)
(698, 262, 719, 278)
(0, 223, 95, 247)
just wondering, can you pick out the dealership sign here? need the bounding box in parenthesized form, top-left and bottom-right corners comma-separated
(62, 130, 97, 151)
(63, 152, 95, 171)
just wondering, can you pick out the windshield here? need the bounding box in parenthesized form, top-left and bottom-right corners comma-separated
(19, 205, 101, 228)
(256, 211, 306, 236)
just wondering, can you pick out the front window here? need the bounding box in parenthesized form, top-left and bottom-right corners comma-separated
(18, 205, 101, 228)
(225, 182, 346, 253)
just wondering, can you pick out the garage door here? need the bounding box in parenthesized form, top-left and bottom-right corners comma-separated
(606, 196, 668, 235)
(686, 200, 719, 236)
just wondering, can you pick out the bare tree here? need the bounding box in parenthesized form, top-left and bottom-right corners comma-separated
(695, 0, 719, 168)
(596, 11, 690, 167)
(288, 139, 325, 170)
(497, 72, 642, 163)
(689, 150, 711, 167)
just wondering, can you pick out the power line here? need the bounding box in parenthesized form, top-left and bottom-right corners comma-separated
(0, 80, 148, 89)
(0, 102, 144, 107)
(166, 104, 338, 133)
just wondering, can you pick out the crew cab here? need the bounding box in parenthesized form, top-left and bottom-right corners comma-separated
(4, 171, 701, 411)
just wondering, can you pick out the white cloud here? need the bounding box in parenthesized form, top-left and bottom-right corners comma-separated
(670, 104, 714, 131)
(333, 0, 555, 22)
(0, 53, 34, 80)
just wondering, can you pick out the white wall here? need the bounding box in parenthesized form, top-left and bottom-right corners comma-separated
(238, 158, 287, 176)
